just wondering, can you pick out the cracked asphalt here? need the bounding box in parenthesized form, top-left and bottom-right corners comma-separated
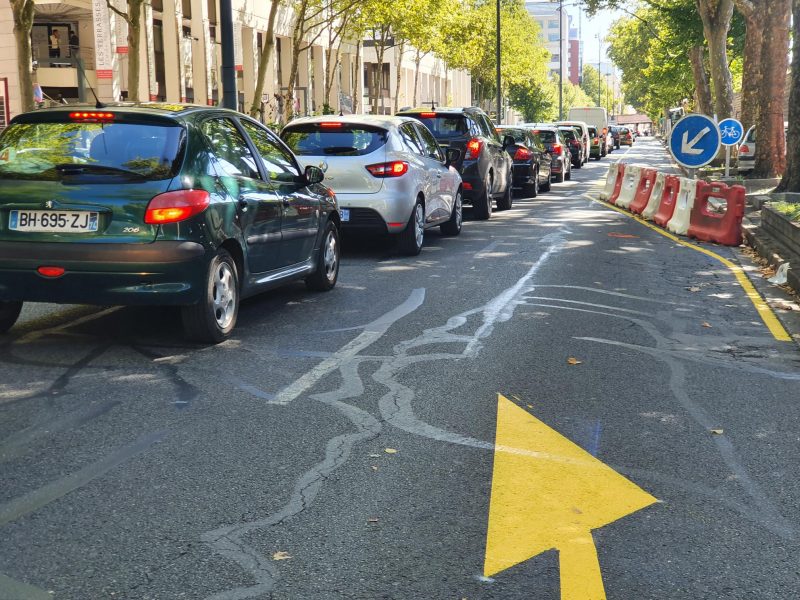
(1, 138, 799, 599)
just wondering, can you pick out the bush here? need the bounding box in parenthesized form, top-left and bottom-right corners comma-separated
(770, 201, 800, 222)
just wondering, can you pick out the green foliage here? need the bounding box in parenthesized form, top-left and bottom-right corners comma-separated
(769, 201, 800, 222)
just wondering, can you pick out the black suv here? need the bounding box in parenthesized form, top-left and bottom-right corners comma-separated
(396, 107, 513, 220)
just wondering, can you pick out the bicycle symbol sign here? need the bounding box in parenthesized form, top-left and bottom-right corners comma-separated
(718, 118, 744, 146)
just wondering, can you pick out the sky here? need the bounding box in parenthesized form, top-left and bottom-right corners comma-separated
(565, 4, 626, 65)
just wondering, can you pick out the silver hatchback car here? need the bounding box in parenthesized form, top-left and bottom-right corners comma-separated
(282, 115, 463, 255)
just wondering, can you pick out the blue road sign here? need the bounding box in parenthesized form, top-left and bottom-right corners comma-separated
(669, 114, 721, 169)
(718, 117, 744, 146)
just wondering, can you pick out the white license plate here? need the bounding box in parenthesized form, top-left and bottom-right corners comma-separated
(340, 208, 350, 222)
(9, 210, 99, 233)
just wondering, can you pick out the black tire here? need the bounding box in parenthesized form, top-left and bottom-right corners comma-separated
(305, 221, 340, 291)
(573, 159, 582, 170)
(440, 190, 463, 236)
(555, 166, 565, 183)
(0, 301, 22, 334)
(473, 177, 493, 220)
(525, 169, 539, 197)
(540, 170, 552, 192)
(565, 164, 572, 180)
(398, 199, 425, 255)
(181, 249, 239, 344)
(496, 172, 513, 210)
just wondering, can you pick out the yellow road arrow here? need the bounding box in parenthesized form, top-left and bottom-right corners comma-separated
(484, 394, 657, 598)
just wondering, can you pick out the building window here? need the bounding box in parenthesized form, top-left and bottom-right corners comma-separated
(549, 20, 559, 28)
(551, 54, 560, 62)
(548, 33, 560, 42)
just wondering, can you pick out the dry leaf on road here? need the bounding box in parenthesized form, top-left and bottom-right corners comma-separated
(367, 518, 379, 523)
(384, 448, 398, 454)
(567, 357, 583, 365)
(711, 429, 724, 435)
(608, 233, 640, 239)
(688, 286, 701, 292)
(702, 322, 712, 328)
(272, 551, 292, 561)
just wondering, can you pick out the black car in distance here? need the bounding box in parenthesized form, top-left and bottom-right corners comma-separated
(396, 107, 513, 220)
(529, 126, 571, 183)
(558, 126, 584, 169)
(495, 126, 552, 198)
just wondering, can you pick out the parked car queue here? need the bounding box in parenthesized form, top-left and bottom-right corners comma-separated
(0, 103, 602, 343)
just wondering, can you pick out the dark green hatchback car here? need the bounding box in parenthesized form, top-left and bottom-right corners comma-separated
(0, 104, 341, 342)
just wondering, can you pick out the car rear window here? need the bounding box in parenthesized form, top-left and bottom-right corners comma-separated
(533, 129, 557, 143)
(0, 121, 184, 180)
(588, 127, 598, 138)
(406, 115, 470, 140)
(281, 124, 388, 156)
(497, 128, 527, 143)
(559, 129, 577, 141)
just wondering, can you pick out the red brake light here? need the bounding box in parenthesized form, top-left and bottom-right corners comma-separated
(37, 266, 65, 278)
(319, 122, 343, 128)
(465, 138, 483, 160)
(513, 147, 532, 160)
(365, 161, 409, 177)
(145, 189, 210, 224)
(552, 143, 562, 155)
(419, 112, 436, 118)
(69, 111, 115, 121)
(740, 144, 750, 153)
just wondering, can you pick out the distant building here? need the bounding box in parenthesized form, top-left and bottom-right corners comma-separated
(568, 25, 581, 85)
(526, 2, 570, 84)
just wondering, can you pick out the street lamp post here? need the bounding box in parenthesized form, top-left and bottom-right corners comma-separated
(558, 0, 563, 120)
(496, 0, 502, 122)
(596, 34, 601, 108)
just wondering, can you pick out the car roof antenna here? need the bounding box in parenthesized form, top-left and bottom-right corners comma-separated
(76, 59, 106, 109)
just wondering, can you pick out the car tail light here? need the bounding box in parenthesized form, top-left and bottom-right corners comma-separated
(465, 138, 483, 160)
(552, 143, 562, 155)
(319, 122, 343, 128)
(462, 182, 473, 191)
(37, 266, 65, 278)
(69, 111, 115, 121)
(365, 161, 409, 177)
(513, 147, 532, 160)
(145, 189, 210, 224)
(740, 144, 750, 154)
(592, 138, 599, 145)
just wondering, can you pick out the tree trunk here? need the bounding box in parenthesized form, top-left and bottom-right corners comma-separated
(371, 31, 388, 115)
(737, 11, 762, 131)
(249, 0, 280, 118)
(443, 62, 449, 106)
(413, 49, 421, 107)
(393, 41, 404, 113)
(696, 0, 734, 119)
(776, 0, 799, 191)
(752, 0, 790, 178)
(352, 40, 361, 114)
(126, 1, 143, 102)
(688, 45, 713, 116)
(285, 41, 301, 122)
(11, 0, 35, 112)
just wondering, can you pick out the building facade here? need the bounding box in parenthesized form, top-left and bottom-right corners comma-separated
(525, 1, 569, 85)
(0, 0, 470, 124)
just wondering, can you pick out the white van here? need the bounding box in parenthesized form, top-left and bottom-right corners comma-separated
(567, 107, 610, 156)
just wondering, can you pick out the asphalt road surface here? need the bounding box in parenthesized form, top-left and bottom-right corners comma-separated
(2, 138, 799, 600)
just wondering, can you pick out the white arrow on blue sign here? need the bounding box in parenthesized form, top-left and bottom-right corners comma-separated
(669, 113, 721, 169)
(718, 117, 744, 147)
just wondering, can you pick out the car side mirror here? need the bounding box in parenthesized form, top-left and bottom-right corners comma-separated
(445, 147, 461, 166)
(502, 135, 516, 149)
(304, 165, 324, 185)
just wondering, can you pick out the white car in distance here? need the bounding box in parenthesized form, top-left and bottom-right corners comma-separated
(281, 115, 463, 256)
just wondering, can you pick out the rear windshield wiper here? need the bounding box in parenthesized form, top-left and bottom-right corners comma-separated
(322, 146, 359, 155)
(54, 163, 147, 179)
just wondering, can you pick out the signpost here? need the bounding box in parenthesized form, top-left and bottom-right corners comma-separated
(718, 117, 744, 177)
(668, 113, 721, 177)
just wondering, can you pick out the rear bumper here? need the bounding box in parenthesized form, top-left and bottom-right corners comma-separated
(511, 163, 536, 187)
(335, 188, 416, 234)
(458, 160, 487, 203)
(0, 240, 207, 305)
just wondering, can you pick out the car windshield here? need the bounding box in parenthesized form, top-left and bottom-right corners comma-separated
(0, 121, 184, 180)
(533, 129, 557, 143)
(409, 115, 470, 140)
(282, 124, 388, 156)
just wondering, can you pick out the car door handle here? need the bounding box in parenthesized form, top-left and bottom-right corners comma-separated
(282, 197, 292, 207)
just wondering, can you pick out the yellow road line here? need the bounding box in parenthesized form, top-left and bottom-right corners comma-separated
(586, 194, 792, 342)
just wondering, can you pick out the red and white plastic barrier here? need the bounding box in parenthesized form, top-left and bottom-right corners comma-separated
(666, 177, 698, 236)
(615, 165, 643, 209)
(688, 182, 746, 246)
(652, 175, 681, 227)
(641, 172, 667, 220)
(629, 168, 658, 215)
(599, 162, 624, 202)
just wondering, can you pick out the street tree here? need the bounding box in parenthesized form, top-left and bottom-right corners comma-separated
(248, 0, 282, 118)
(775, 0, 799, 192)
(106, 0, 146, 102)
(734, 0, 791, 178)
(10, 0, 35, 111)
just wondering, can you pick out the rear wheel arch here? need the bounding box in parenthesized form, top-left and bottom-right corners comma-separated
(219, 239, 244, 287)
